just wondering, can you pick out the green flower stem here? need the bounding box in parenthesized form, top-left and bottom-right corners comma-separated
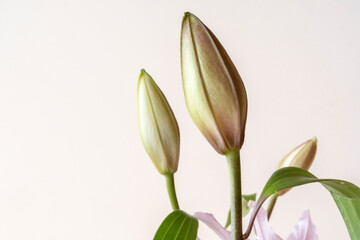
(226, 150, 243, 240)
(267, 194, 278, 220)
(165, 173, 180, 210)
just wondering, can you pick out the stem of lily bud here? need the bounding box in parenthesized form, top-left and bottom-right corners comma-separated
(226, 151, 243, 240)
(165, 173, 180, 210)
(267, 194, 278, 220)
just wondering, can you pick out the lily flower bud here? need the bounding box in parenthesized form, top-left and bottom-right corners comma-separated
(181, 12, 248, 155)
(137, 69, 180, 175)
(278, 137, 317, 170)
(277, 137, 317, 195)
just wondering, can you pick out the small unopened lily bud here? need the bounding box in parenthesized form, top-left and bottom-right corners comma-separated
(181, 12, 248, 155)
(277, 137, 317, 195)
(137, 69, 180, 175)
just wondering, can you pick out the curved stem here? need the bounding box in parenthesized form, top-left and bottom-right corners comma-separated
(243, 196, 271, 239)
(226, 151, 243, 240)
(165, 173, 180, 210)
(267, 194, 278, 220)
(243, 202, 261, 239)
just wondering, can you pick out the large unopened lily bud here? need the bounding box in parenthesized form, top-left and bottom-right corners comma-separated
(277, 137, 317, 195)
(181, 12, 248, 155)
(137, 69, 180, 175)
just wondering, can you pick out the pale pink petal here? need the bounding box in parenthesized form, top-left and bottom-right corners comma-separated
(194, 212, 231, 240)
(286, 210, 318, 240)
(249, 201, 283, 240)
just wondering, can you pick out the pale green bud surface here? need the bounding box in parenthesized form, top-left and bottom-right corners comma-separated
(137, 70, 180, 174)
(181, 12, 248, 155)
(278, 137, 317, 170)
(277, 137, 317, 195)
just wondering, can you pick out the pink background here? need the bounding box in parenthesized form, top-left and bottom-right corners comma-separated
(0, 0, 359, 239)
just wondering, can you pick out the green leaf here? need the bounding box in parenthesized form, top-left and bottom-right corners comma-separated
(245, 167, 360, 240)
(225, 193, 256, 229)
(154, 210, 198, 240)
(243, 193, 257, 202)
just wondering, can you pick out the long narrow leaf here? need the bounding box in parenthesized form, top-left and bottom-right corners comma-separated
(244, 167, 360, 240)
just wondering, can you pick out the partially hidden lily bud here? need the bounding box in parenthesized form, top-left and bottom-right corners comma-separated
(277, 137, 317, 195)
(137, 69, 180, 175)
(181, 12, 248, 155)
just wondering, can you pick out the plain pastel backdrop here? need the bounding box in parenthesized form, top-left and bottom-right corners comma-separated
(0, 0, 359, 239)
